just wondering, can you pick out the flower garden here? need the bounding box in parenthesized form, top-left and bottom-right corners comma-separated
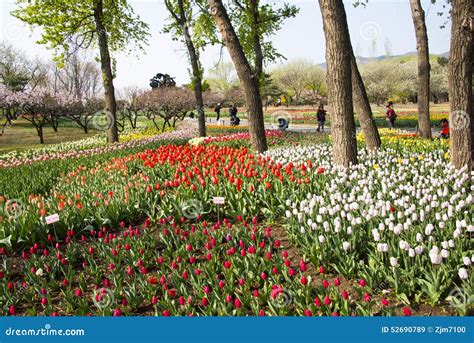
(0, 121, 472, 317)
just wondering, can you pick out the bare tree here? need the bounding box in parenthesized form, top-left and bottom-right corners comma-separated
(52, 51, 101, 99)
(0, 42, 49, 92)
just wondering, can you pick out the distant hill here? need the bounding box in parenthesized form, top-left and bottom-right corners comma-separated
(316, 51, 449, 68)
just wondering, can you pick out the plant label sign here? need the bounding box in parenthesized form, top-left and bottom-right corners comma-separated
(45, 213, 60, 224)
(213, 197, 225, 205)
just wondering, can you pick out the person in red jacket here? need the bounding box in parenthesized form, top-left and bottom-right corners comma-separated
(439, 119, 450, 139)
(386, 101, 396, 128)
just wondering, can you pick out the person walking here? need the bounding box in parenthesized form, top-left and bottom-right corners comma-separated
(316, 104, 326, 132)
(214, 103, 222, 121)
(386, 101, 397, 128)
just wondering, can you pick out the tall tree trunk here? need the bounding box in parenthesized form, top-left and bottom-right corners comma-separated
(351, 54, 381, 151)
(448, 0, 474, 169)
(410, 0, 432, 139)
(209, 0, 268, 153)
(177, 0, 206, 137)
(319, 0, 357, 167)
(94, 0, 119, 143)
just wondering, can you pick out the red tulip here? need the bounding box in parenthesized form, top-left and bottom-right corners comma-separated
(88, 246, 94, 254)
(41, 298, 48, 305)
(7, 282, 14, 292)
(358, 279, 366, 287)
(149, 277, 158, 285)
(300, 276, 308, 286)
(204, 285, 211, 294)
(314, 297, 322, 307)
(8, 306, 15, 315)
(0, 271, 4, 279)
(259, 309, 265, 316)
(324, 296, 331, 305)
(151, 296, 158, 305)
(113, 308, 121, 316)
(225, 294, 232, 303)
(75, 289, 83, 297)
(260, 272, 267, 280)
(322, 280, 329, 289)
(332, 311, 340, 317)
(201, 297, 209, 306)
(218, 280, 225, 288)
(334, 278, 341, 286)
(282, 250, 288, 258)
(238, 278, 245, 286)
(299, 261, 307, 272)
(341, 290, 348, 300)
(304, 309, 312, 316)
(319, 266, 326, 274)
(403, 307, 412, 316)
(364, 292, 371, 302)
(381, 298, 389, 306)
(179, 296, 185, 306)
(163, 310, 171, 316)
(224, 261, 231, 269)
(253, 290, 259, 298)
(103, 278, 111, 287)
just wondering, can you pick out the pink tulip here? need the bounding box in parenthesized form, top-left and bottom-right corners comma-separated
(234, 298, 242, 308)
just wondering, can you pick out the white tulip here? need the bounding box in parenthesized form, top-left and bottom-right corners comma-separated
(458, 268, 468, 280)
(390, 257, 398, 267)
(342, 241, 350, 251)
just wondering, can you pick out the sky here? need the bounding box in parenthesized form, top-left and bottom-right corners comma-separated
(0, 0, 451, 90)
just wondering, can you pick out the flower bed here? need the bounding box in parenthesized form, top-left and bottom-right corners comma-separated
(0, 130, 471, 315)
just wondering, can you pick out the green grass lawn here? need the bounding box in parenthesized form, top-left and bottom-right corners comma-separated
(0, 119, 101, 154)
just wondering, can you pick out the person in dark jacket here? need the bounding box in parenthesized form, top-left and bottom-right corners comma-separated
(214, 103, 222, 121)
(316, 104, 326, 132)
